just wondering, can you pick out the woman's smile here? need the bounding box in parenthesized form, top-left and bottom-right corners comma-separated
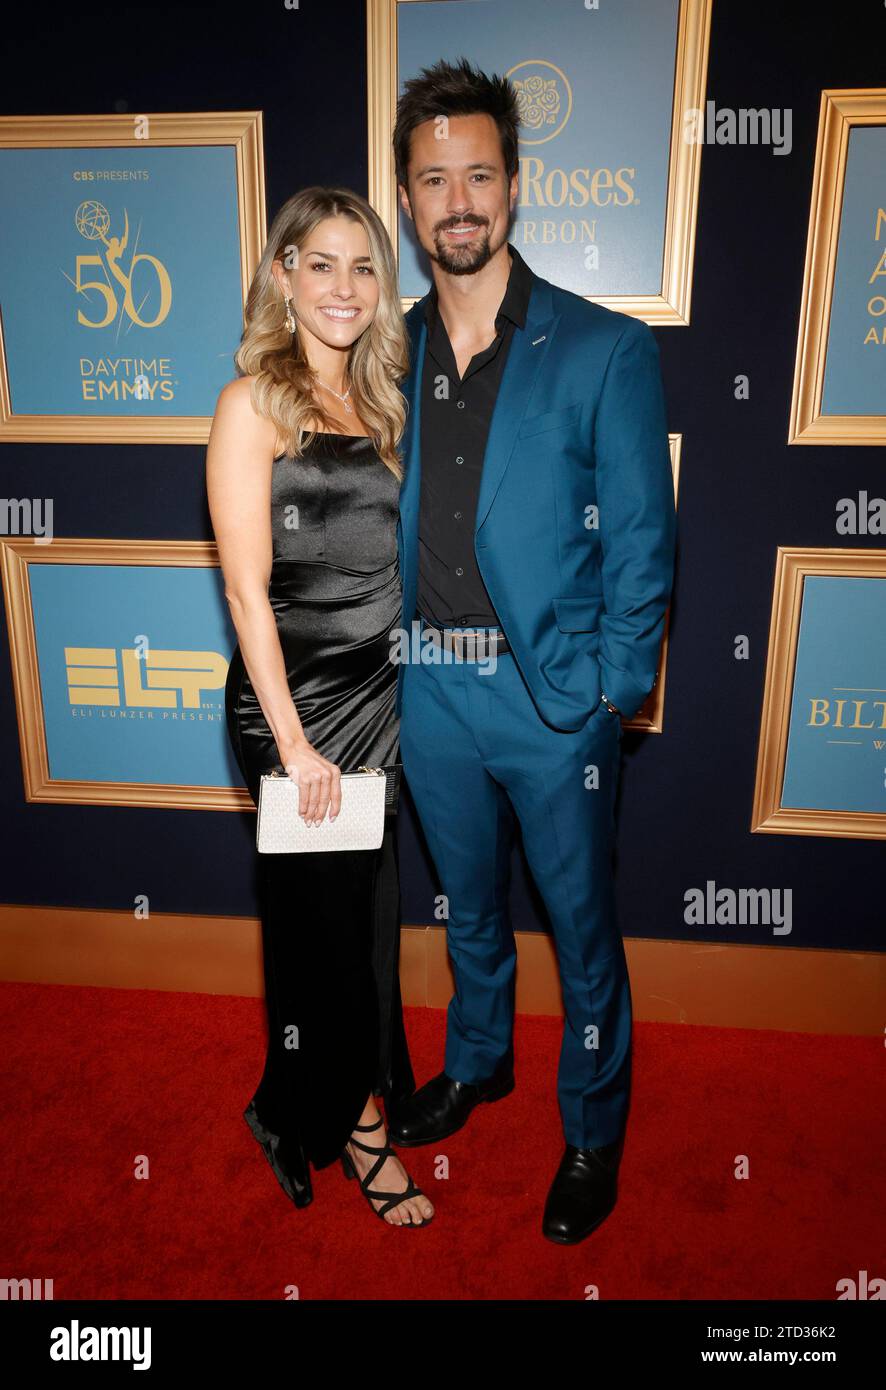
(317, 304, 362, 320)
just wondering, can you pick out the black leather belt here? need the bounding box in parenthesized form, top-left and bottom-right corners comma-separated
(419, 618, 511, 660)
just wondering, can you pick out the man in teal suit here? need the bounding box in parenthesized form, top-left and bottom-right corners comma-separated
(388, 58, 677, 1243)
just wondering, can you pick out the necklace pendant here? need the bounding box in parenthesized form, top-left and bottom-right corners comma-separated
(343, 400, 353, 414)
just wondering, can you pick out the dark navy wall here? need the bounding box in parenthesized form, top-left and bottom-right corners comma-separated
(0, 1, 881, 951)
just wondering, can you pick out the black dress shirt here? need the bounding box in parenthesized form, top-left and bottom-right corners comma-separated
(417, 243, 533, 628)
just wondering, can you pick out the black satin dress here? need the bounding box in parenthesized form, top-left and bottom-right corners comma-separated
(225, 430, 415, 1208)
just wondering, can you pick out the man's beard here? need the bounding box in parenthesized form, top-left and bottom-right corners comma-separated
(430, 219, 497, 276)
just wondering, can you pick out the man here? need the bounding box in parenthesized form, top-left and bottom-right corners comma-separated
(388, 57, 677, 1243)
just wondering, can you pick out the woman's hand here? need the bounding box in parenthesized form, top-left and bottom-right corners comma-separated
(279, 738, 342, 826)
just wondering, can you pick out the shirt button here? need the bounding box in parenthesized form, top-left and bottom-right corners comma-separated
(454, 511, 462, 520)
(457, 400, 465, 409)
(455, 567, 464, 576)
(455, 456, 464, 465)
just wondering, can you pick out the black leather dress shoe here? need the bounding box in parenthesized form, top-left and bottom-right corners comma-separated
(388, 1054, 514, 1147)
(542, 1136, 624, 1244)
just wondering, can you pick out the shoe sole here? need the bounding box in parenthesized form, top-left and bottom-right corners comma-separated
(389, 1076, 515, 1147)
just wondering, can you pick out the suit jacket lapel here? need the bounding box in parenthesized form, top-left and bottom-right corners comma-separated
(399, 272, 559, 540)
(398, 305, 426, 545)
(476, 277, 557, 531)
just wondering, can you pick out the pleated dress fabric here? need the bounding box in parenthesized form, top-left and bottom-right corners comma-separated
(224, 430, 415, 1207)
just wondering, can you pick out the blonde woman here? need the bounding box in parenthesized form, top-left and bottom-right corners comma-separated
(206, 188, 433, 1228)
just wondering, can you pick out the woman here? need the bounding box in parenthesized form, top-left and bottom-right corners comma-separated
(206, 187, 433, 1228)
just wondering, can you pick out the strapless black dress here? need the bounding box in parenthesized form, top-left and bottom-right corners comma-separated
(224, 431, 415, 1208)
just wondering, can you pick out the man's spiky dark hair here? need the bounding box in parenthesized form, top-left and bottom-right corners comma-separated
(392, 56, 519, 191)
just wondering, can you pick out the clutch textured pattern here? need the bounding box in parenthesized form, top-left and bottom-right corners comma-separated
(256, 766, 388, 854)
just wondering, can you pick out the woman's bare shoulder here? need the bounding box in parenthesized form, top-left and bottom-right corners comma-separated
(212, 375, 277, 448)
(215, 373, 264, 417)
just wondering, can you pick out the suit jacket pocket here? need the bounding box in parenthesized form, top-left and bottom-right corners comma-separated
(517, 401, 582, 439)
(552, 591, 604, 632)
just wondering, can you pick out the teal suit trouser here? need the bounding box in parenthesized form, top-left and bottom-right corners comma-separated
(399, 618, 632, 1148)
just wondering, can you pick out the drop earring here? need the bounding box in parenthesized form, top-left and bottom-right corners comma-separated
(284, 296, 296, 334)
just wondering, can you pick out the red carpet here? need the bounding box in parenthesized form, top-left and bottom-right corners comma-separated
(1, 979, 882, 1300)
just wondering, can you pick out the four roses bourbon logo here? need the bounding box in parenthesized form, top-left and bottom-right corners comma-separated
(507, 60, 573, 145)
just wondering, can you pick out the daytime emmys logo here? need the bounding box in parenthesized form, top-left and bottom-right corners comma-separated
(73, 201, 175, 404)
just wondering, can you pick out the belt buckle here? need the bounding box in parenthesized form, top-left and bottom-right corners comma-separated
(448, 627, 491, 661)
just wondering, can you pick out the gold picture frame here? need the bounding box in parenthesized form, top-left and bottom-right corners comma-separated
(751, 546, 886, 839)
(624, 433, 681, 734)
(0, 536, 251, 810)
(0, 112, 266, 444)
(788, 89, 886, 445)
(367, 0, 713, 323)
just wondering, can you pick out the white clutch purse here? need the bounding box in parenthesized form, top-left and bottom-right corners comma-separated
(256, 765, 387, 853)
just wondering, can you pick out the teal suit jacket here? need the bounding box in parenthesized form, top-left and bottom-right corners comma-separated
(395, 263, 677, 728)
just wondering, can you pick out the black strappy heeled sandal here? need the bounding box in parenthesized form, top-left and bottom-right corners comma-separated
(340, 1115, 433, 1227)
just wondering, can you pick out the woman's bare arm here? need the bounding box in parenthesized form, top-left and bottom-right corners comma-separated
(206, 377, 341, 823)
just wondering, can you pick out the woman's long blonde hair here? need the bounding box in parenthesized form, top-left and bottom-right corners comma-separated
(235, 187, 409, 480)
